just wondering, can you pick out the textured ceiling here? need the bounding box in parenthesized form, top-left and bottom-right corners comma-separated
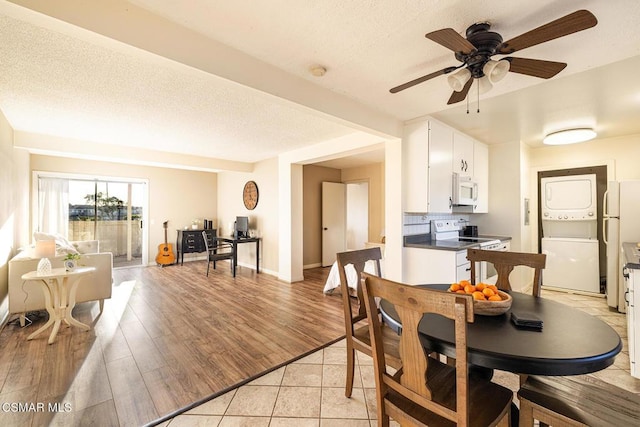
(2, 0, 640, 170)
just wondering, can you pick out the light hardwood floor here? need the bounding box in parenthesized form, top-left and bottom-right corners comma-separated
(0, 261, 343, 427)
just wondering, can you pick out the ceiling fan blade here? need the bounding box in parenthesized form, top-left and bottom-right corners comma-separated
(390, 66, 457, 93)
(425, 28, 476, 54)
(506, 57, 567, 79)
(498, 10, 597, 54)
(447, 77, 473, 105)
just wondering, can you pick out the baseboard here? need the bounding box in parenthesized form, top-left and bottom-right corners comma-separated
(303, 263, 322, 269)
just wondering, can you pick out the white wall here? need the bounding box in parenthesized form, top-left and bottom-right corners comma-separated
(216, 157, 279, 275)
(474, 141, 523, 248)
(0, 110, 30, 324)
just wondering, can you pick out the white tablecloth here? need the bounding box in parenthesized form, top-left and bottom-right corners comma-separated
(323, 260, 380, 295)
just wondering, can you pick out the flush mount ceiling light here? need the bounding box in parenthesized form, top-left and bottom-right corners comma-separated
(543, 128, 597, 145)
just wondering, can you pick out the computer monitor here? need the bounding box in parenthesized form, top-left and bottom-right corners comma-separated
(235, 216, 249, 238)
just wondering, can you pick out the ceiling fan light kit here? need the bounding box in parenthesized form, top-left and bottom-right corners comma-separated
(543, 128, 597, 145)
(483, 59, 510, 84)
(447, 68, 471, 92)
(390, 10, 598, 106)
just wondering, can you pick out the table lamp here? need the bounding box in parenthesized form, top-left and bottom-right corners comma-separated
(35, 240, 56, 275)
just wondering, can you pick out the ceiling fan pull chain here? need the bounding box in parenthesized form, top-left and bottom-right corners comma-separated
(466, 90, 470, 114)
(476, 79, 480, 113)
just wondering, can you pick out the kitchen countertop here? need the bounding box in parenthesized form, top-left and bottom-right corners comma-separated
(404, 233, 511, 251)
(623, 242, 640, 270)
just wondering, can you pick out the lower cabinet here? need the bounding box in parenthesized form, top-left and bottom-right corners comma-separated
(176, 229, 216, 265)
(404, 248, 471, 285)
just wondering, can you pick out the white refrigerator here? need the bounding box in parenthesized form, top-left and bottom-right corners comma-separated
(604, 180, 640, 312)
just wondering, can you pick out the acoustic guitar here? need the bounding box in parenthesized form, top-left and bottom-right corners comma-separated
(156, 221, 176, 266)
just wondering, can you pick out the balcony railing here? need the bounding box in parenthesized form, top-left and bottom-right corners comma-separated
(68, 220, 142, 257)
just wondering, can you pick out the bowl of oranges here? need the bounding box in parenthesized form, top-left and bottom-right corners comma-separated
(448, 280, 512, 316)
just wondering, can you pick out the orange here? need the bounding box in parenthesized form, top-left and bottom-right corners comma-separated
(472, 291, 486, 301)
(476, 283, 486, 291)
(482, 288, 495, 298)
(449, 283, 462, 292)
(487, 285, 498, 292)
(459, 279, 471, 286)
(463, 284, 476, 294)
(488, 294, 502, 302)
(455, 290, 466, 294)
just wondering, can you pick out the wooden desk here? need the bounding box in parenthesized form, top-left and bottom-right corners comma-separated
(380, 284, 622, 376)
(231, 236, 261, 274)
(21, 267, 96, 344)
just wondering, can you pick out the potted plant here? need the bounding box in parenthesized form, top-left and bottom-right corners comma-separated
(64, 253, 81, 271)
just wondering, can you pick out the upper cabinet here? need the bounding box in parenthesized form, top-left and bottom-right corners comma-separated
(403, 118, 489, 213)
(403, 120, 429, 212)
(453, 132, 474, 176)
(427, 121, 453, 213)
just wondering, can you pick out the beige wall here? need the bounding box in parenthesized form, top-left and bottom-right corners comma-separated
(301, 162, 385, 268)
(527, 133, 640, 252)
(529, 134, 640, 180)
(475, 134, 640, 291)
(30, 155, 218, 265)
(342, 162, 385, 245)
(216, 157, 279, 275)
(0, 111, 30, 323)
(302, 165, 341, 267)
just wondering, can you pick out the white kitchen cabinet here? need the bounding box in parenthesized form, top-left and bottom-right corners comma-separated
(403, 118, 488, 213)
(624, 264, 639, 378)
(473, 140, 489, 213)
(427, 121, 453, 213)
(453, 132, 474, 176)
(403, 121, 429, 212)
(404, 247, 469, 284)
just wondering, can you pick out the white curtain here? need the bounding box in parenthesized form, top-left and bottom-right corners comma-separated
(38, 177, 69, 236)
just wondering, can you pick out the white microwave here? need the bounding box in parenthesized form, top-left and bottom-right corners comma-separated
(452, 173, 478, 206)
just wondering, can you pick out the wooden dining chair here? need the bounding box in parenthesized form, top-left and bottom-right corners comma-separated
(362, 272, 513, 426)
(468, 248, 547, 297)
(336, 248, 401, 398)
(202, 231, 236, 277)
(518, 374, 640, 426)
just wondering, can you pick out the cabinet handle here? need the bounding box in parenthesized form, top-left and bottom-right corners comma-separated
(464, 160, 468, 171)
(460, 160, 464, 171)
(449, 197, 452, 209)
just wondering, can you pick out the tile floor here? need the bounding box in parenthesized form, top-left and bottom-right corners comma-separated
(156, 289, 639, 427)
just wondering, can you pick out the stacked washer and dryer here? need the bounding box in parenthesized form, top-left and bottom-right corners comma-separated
(541, 174, 600, 294)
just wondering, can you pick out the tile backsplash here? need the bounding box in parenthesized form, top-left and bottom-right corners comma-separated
(403, 213, 470, 236)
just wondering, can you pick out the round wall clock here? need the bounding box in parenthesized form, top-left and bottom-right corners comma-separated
(243, 180, 259, 210)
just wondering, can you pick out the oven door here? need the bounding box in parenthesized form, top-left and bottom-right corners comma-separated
(480, 242, 510, 283)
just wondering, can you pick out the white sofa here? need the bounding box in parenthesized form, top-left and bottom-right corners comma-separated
(8, 240, 113, 324)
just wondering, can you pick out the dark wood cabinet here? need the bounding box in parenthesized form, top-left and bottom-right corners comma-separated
(176, 229, 216, 265)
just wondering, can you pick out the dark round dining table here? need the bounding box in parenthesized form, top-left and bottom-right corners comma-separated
(379, 284, 622, 376)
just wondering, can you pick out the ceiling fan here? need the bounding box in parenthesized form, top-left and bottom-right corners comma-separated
(390, 10, 597, 105)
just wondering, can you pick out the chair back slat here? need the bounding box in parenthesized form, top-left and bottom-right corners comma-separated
(467, 248, 546, 296)
(336, 247, 382, 324)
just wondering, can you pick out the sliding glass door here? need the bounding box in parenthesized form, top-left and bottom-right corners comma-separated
(36, 173, 148, 268)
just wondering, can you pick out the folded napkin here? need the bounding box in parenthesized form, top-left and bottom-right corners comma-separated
(511, 311, 543, 330)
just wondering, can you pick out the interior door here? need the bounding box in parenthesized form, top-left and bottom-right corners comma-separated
(322, 182, 346, 267)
